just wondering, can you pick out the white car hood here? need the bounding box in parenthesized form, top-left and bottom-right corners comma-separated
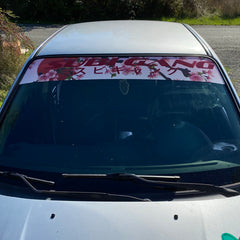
(0, 194, 239, 240)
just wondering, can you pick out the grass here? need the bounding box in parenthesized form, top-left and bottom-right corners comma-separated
(225, 66, 232, 75)
(161, 15, 240, 25)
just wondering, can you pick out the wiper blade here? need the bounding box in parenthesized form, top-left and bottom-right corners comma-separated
(63, 172, 239, 197)
(62, 173, 181, 181)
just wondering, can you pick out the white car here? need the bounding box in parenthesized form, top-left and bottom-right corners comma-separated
(0, 20, 239, 240)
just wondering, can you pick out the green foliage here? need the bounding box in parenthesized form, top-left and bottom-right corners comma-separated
(0, 89, 8, 106)
(217, 0, 240, 18)
(0, 0, 237, 23)
(0, 0, 191, 23)
(0, 8, 34, 106)
(0, 48, 32, 105)
(1, 0, 238, 24)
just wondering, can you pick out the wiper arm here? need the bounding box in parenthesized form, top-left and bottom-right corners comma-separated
(63, 172, 239, 197)
(0, 171, 55, 188)
(41, 191, 150, 201)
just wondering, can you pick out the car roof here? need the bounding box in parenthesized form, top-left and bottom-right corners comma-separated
(37, 20, 208, 56)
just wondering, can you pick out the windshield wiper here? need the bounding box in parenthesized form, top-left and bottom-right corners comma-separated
(62, 173, 181, 181)
(0, 171, 55, 186)
(62, 172, 240, 197)
(43, 191, 150, 201)
(0, 171, 149, 201)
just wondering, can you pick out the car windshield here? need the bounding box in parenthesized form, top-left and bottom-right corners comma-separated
(0, 56, 240, 186)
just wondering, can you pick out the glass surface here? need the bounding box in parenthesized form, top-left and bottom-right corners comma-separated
(0, 56, 240, 186)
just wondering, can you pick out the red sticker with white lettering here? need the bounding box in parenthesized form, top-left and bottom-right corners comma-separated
(20, 57, 224, 84)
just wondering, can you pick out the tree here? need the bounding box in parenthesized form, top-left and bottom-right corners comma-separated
(0, 8, 34, 99)
(0, 7, 33, 49)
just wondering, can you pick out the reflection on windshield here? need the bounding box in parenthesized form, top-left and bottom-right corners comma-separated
(1, 78, 240, 180)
